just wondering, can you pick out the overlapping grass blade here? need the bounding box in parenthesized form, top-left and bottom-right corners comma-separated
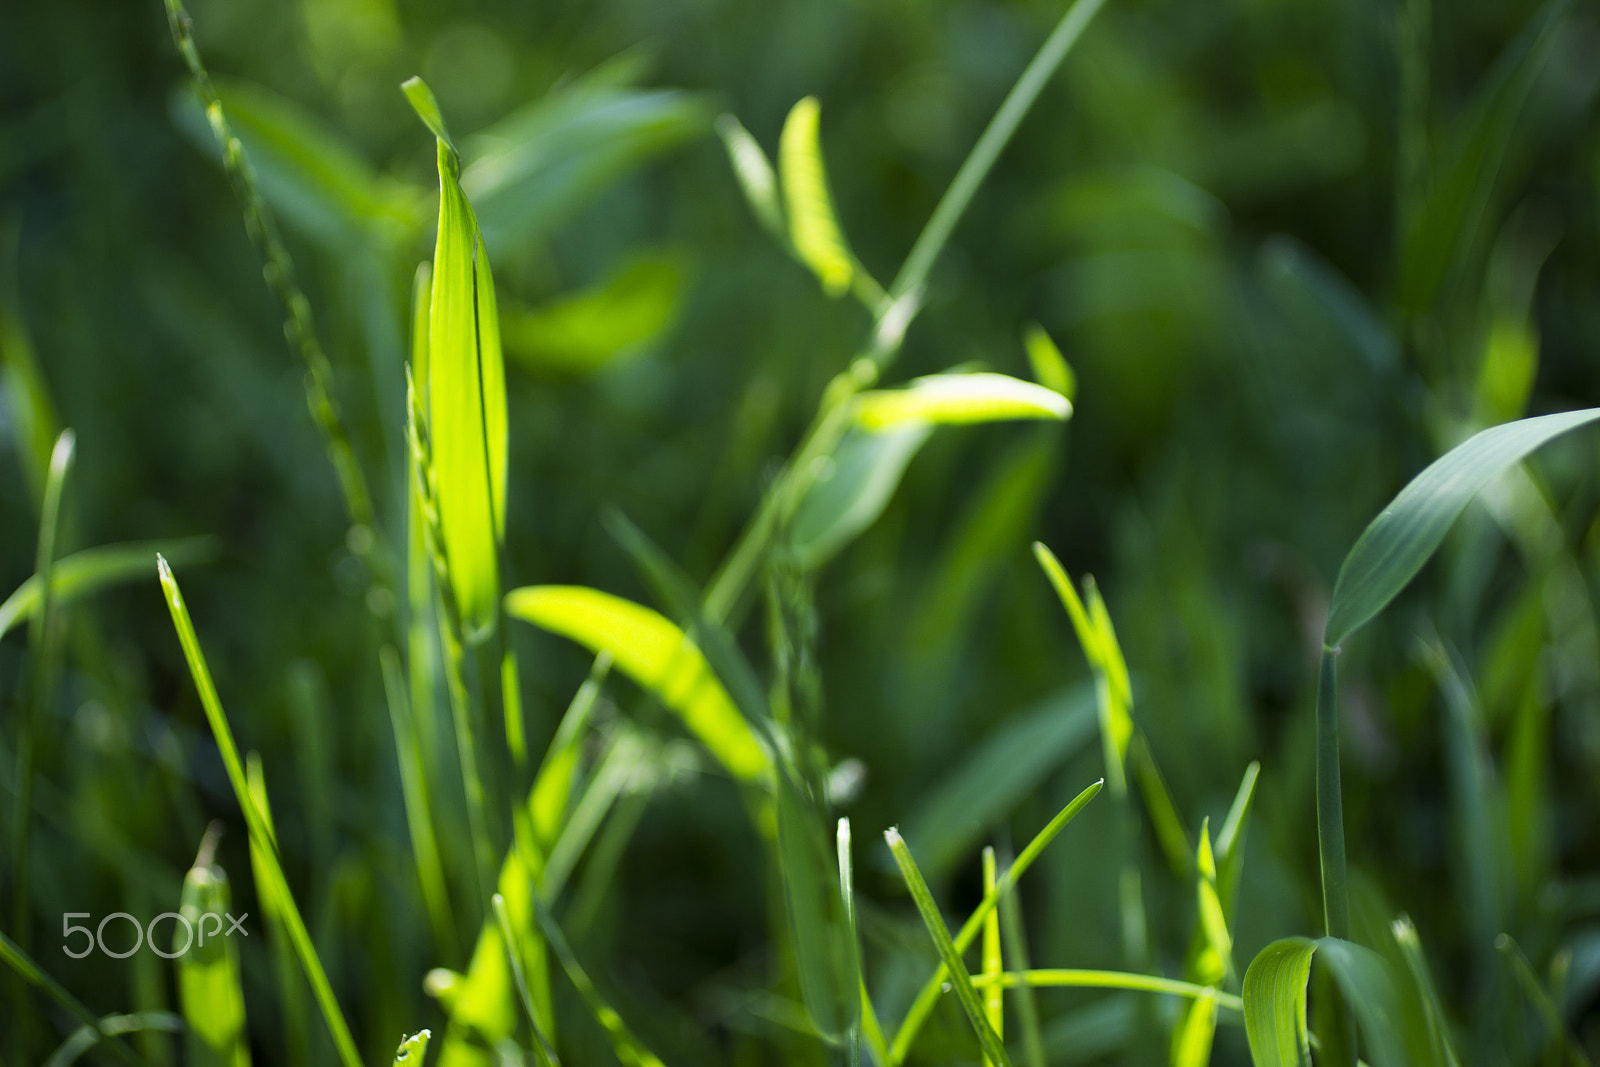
(853, 373, 1071, 431)
(1242, 937, 1404, 1067)
(0, 929, 144, 1067)
(505, 585, 770, 783)
(1391, 917, 1461, 1067)
(995, 840, 1045, 1067)
(888, 780, 1101, 1062)
(156, 557, 362, 1067)
(775, 774, 860, 1042)
(885, 827, 1013, 1067)
(42, 1013, 183, 1067)
(0, 537, 218, 640)
(531, 653, 612, 848)
(716, 114, 784, 240)
(981, 848, 1004, 1067)
(491, 894, 559, 1066)
(405, 74, 507, 640)
(779, 97, 855, 298)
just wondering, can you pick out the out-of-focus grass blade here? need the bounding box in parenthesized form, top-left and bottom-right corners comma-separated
(779, 97, 854, 297)
(1325, 408, 1600, 647)
(501, 252, 684, 374)
(1170, 990, 1217, 1067)
(1497, 934, 1595, 1067)
(995, 840, 1045, 1067)
(1241, 938, 1315, 1067)
(531, 894, 668, 1067)
(1260, 237, 1399, 376)
(854, 373, 1071, 431)
(789, 423, 931, 570)
(885, 828, 1013, 1067)
(0, 537, 218, 639)
(406, 75, 507, 641)
(776, 774, 860, 1042)
(42, 1013, 183, 1067)
(1242, 937, 1404, 1067)
(392, 1030, 431, 1066)
(243, 755, 309, 1064)
(838, 819, 887, 1067)
(177, 829, 250, 1067)
(0, 929, 144, 1066)
(1022, 323, 1075, 402)
(981, 848, 1003, 1067)
(0, 229, 60, 508)
(505, 585, 770, 783)
(531, 653, 612, 849)
(1194, 819, 1232, 983)
(434, 849, 539, 1067)
(716, 114, 785, 239)
(899, 684, 1095, 878)
(888, 780, 1102, 1064)
(156, 557, 362, 1067)
(1130, 735, 1192, 880)
(1391, 917, 1461, 1067)
(379, 645, 456, 958)
(491, 895, 559, 1067)
(1214, 762, 1259, 914)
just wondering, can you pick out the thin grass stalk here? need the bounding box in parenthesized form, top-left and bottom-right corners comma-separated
(9, 428, 72, 1061)
(492, 894, 559, 1067)
(0, 928, 146, 1067)
(157, 558, 363, 1067)
(1498, 934, 1595, 1067)
(161, 0, 376, 544)
(996, 841, 1046, 1067)
(972, 970, 1244, 1010)
(1316, 647, 1350, 940)
(982, 848, 1003, 1067)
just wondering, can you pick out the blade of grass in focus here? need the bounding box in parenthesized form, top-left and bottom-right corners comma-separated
(157, 557, 362, 1067)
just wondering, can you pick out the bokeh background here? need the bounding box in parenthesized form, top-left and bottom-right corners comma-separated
(4, 0, 1600, 1061)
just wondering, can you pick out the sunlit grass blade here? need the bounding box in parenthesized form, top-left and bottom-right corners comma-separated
(392, 1030, 431, 1066)
(981, 848, 1003, 1067)
(885, 827, 1013, 1067)
(0, 537, 218, 640)
(531, 894, 668, 1067)
(1214, 761, 1260, 915)
(788, 423, 931, 570)
(837, 818, 886, 1067)
(406, 74, 507, 640)
(434, 848, 541, 1067)
(531, 653, 612, 848)
(996, 841, 1045, 1067)
(1130, 735, 1192, 879)
(889, 779, 1102, 1063)
(176, 827, 250, 1067)
(779, 97, 855, 298)
(1022, 323, 1075, 401)
(243, 753, 309, 1063)
(0, 928, 144, 1067)
(1171, 990, 1218, 1067)
(379, 645, 456, 958)
(156, 557, 362, 1067)
(716, 114, 785, 240)
(492, 894, 559, 1067)
(775, 774, 860, 1043)
(505, 585, 770, 783)
(1242, 937, 1404, 1067)
(854, 373, 1070, 431)
(1390, 917, 1461, 1067)
(1497, 934, 1594, 1067)
(42, 1013, 183, 1067)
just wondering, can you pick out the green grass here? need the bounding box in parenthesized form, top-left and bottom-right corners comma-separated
(5, 0, 1600, 1063)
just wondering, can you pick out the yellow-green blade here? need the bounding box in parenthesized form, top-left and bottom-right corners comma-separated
(176, 840, 251, 1067)
(779, 96, 853, 296)
(854, 373, 1071, 431)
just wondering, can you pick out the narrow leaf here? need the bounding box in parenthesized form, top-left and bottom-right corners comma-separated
(777, 774, 861, 1041)
(1023, 323, 1076, 401)
(779, 96, 853, 296)
(855, 372, 1071, 431)
(788, 423, 931, 570)
(716, 114, 785, 239)
(1242, 937, 1316, 1067)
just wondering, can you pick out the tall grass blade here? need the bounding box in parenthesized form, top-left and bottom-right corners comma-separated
(885, 828, 1013, 1067)
(1497, 934, 1594, 1067)
(531, 653, 612, 848)
(788, 424, 931, 570)
(156, 557, 362, 1067)
(0, 928, 144, 1067)
(1215, 761, 1260, 915)
(176, 828, 251, 1067)
(995, 840, 1046, 1067)
(779, 97, 854, 298)
(243, 755, 310, 1063)
(889, 779, 1102, 1062)
(505, 585, 771, 782)
(492, 894, 560, 1067)
(406, 74, 508, 640)
(853, 373, 1070, 431)
(1170, 990, 1218, 1067)
(981, 848, 1004, 1067)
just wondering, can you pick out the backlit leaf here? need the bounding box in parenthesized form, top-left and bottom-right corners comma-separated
(854, 373, 1071, 431)
(779, 97, 853, 296)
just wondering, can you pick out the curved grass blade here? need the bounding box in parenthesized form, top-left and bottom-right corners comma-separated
(491, 895, 559, 1067)
(157, 558, 362, 1067)
(1243, 937, 1404, 1067)
(779, 97, 854, 297)
(1022, 323, 1075, 401)
(407, 75, 507, 641)
(1391, 917, 1461, 1067)
(1324, 408, 1600, 647)
(42, 1013, 183, 1067)
(505, 585, 770, 783)
(888, 779, 1102, 1063)
(716, 114, 785, 240)
(776, 775, 860, 1043)
(854, 373, 1071, 431)
(885, 828, 1013, 1067)
(0, 928, 144, 1067)
(0, 537, 218, 640)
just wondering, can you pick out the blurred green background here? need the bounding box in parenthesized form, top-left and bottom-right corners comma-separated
(4, 0, 1600, 1061)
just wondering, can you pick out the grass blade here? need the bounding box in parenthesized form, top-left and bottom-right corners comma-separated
(1497, 934, 1594, 1067)
(0, 537, 218, 640)
(779, 97, 855, 298)
(888, 779, 1102, 1062)
(531, 895, 667, 1067)
(492, 894, 559, 1066)
(43, 1013, 183, 1067)
(981, 848, 1003, 1067)
(176, 828, 251, 1067)
(1390, 917, 1461, 1067)
(853, 373, 1070, 431)
(885, 828, 1013, 1067)
(775, 774, 860, 1042)
(156, 557, 362, 1067)
(972, 970, 1241, 1009)
(995, 840, 1045, 1067)
(0, 929, 144, 1067)
(716, 114, 784, 240)
(505, 585, 771, 783)
(392, 1031, 431, 1066)
(1022, 323, 1075, 401)
(1242, 937, 1316, 1067)
(787, 423, 931, 571)
(1171, 990, 1218, 1067)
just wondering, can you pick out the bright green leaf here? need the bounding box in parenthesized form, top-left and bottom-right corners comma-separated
(501, 253, 684, 374)
(789, 423, 931, 570)
(854, 372, 1071, 431)
(1242, 937, 1405, 1067)
(0, 538, 216, 640)
(1023, 323, 1076, 401)
(779, 96, 853, 297)
(505, 585, 770, 783)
